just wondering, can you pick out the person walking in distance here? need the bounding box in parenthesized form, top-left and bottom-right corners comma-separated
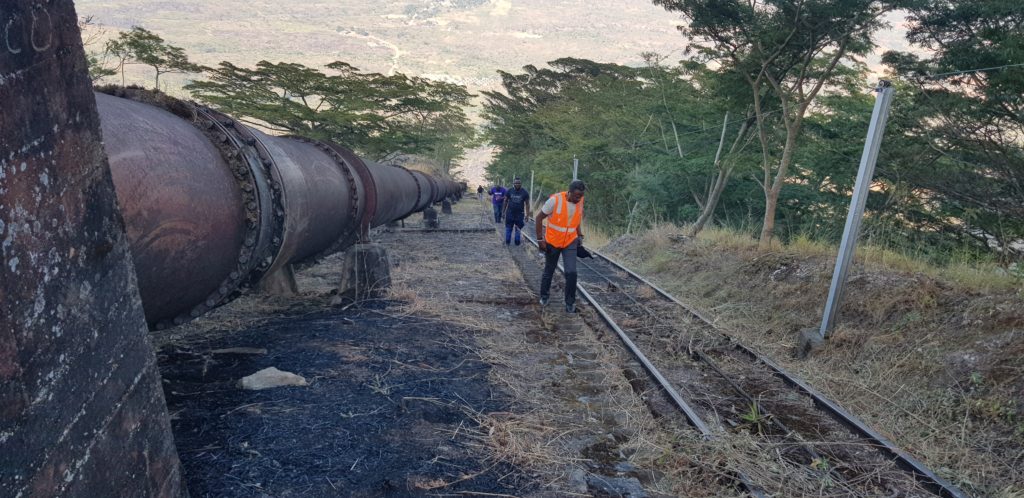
(488, 183, 507, 223)
(502, 178, 531, 246)
(477, 185, 485, 202)
(535, 180, 585, 313)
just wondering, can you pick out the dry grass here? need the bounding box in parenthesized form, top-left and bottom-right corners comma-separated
(579, 220, 612, 248)
(633, 222, 1023, 293)
(606, 222, 1024, 496)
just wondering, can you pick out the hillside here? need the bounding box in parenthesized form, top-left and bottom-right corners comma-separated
(76, 0, 690, 91)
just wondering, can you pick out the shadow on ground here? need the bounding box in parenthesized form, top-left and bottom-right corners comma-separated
(159, 302, 532, 497)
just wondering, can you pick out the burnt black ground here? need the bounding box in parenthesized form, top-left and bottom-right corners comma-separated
(159, 303, 532, 497)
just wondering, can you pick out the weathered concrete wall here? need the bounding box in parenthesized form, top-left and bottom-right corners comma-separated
(0, 1, 183, 496)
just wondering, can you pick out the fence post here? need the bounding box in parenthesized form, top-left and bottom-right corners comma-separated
(818, 81, 895, 339)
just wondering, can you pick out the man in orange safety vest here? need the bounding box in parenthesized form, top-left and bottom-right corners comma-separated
(534, 180, 586, 313)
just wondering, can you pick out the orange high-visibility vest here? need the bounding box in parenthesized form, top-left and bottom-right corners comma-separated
(544, 191, 584, 248)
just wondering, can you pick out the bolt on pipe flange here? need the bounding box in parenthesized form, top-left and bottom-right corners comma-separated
(154, 107, 283, 329)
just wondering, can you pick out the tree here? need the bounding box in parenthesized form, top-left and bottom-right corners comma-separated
(105, 27, 200, 89)
(78, 15, 116, 82)
(653, 0, 899, 246)
(483, 58, 743, 231)
(186, 60, 475, 163)
(882, 0, 1024, 261)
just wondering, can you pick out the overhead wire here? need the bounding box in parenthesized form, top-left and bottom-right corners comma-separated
(923, 62, 1024, 80)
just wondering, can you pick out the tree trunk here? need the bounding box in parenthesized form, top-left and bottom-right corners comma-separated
(692, 114, 751, 236)
(670, 119, 683, 158)
(692, 167, 732, 236)
(759, 127, 799, 246)
(626, 201, 640, 235)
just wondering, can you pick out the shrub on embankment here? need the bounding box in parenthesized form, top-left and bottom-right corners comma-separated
(603, 223, 1024, 496)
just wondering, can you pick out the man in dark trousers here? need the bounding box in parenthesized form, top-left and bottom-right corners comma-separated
(488, 183, 507, 223)
(535, 180, 585, 313)
(502, 178, 531, 246)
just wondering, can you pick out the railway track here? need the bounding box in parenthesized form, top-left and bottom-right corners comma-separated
(517, 221, 967, 498)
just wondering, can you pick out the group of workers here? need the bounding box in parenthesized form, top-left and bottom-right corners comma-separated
(479, 179, 587, 314)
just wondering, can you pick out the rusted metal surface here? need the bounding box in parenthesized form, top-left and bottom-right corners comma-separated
(255, 132, 353, 269)
(0, 2, 182, 496)
(97, 93, 248, 326)
(324, 143, 377, 242)
(92, 91, 462, 327)
(367, 161, 421, 227)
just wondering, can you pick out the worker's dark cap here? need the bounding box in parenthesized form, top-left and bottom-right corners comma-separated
(568, 180, 586, 192)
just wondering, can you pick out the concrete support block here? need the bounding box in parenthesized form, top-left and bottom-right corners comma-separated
(0, 3, 183, 496)
(441, 199, 453, 214)
(796, 328, 825, 359)
(259, 264, 299, 296)
(337, 244, 392, 301)
(423, 206, 439, 229)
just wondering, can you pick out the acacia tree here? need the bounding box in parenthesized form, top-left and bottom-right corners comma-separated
(186, 60, 474, 162)
(653, 0, 899, 246)
(78, 16, 116, 82)
(483, 58, 733, 231)
(105, 27, 199, 89)
(882, 0, 1024, 260)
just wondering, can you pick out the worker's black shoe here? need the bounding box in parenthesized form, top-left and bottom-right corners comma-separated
(539, 296, 549, 306)
(565, 303, 576, 313)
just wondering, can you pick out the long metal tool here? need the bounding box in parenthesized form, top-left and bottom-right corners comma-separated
(819, 81, 895, 339)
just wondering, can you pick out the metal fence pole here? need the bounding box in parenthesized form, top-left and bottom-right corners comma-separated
(529, 170, 535, 207)
(573, 155, 579, 180)
(819, 81, 895, 339)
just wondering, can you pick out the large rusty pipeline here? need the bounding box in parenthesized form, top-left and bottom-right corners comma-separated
(94, 88, 463, 329)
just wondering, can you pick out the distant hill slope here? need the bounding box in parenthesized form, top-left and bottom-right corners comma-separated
(76, 0, 690, 92)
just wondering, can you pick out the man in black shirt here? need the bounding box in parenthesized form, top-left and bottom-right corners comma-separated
(502, 178, 531, 246)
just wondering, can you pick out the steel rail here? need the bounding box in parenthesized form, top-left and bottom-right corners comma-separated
(574, 255, 855, 492)
(519, 229, 766, 498)
(590, 249, 970, 498)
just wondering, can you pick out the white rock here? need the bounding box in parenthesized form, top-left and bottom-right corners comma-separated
(237, 367, 308, 390)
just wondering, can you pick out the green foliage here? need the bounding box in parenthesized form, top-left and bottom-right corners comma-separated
(880, 0, 1024, 262)
(86, 53, 117, 82)
(105, 27, 200, 89)
(483, 57, 760, 232)
(186, 61, 475, 163)
(78, 15, 116, 82)
(652, 0, 902, 244)
(740, 402, 768, 434)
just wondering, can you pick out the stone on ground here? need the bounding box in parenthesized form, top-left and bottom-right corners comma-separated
(238, 367, 308, 390)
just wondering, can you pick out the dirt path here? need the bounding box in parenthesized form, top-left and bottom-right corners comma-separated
(153, 200, 741, 497)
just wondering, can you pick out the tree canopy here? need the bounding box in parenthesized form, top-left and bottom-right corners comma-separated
(105, 27, 200, 89)
(186, 61, 476, 163)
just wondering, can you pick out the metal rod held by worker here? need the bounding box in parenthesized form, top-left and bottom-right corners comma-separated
(818, 81, 895, 339)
